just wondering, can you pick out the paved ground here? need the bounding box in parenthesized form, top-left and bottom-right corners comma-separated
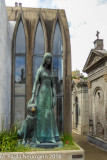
(72, 132, 107, 160)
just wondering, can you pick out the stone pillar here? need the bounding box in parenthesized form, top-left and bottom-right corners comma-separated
(19, 3, 22, 7)
(0, 0, 11, 131)
(15, 2, 18, 7)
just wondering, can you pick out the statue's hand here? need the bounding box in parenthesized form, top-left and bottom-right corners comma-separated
(28, 94, 34, 105)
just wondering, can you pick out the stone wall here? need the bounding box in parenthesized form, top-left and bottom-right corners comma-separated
(0, 0, 12, 131)
(77, 83, 89, 134)
(89, 75, 107, 140)
(72, 79, 89, 134)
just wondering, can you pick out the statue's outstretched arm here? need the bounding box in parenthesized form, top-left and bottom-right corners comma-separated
(28, 69, 41, 104)
(51, 75, 56, 107)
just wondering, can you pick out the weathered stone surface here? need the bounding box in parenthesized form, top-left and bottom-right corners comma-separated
(0, 0, 12, 131)
(71, 71, 89, 134)
(83, 36, 107, 145)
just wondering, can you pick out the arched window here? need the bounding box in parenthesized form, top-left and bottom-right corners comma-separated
(33, 21, 45, 81)
(14, 21, 26, 124)
(52, 21, 63, 134)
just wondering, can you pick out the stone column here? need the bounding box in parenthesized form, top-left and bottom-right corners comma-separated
(0, 0, 11, 131)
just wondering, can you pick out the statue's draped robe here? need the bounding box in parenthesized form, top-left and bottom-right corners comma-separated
(33, 67, 60, 142)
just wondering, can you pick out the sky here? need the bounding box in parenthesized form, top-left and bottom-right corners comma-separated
(5, 0, 107, 76)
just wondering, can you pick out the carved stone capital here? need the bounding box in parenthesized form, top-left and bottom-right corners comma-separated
(87, 81, 91, 88)
(103, 73, 107, 82)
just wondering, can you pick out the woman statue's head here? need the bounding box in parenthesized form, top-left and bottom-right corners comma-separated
(42, 53, 52, 70)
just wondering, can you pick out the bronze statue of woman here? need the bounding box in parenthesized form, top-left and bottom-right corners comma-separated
(29, 52, 60, 143)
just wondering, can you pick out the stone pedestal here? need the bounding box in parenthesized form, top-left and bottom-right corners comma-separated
(22, 141, 63, 149)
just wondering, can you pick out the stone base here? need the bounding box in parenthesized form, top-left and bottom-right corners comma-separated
(0, 149, 84, 160)
(30, 141, 63, 148)
(87, 134, 107, 151)
(18, 140, 63, 149)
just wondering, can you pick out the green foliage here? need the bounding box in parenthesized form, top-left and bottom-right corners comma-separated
(71, 76, 79, 80)
(0, 130, 79, 152)
(83, 77, 87, 80)
(14, 144, 31, 152)
(0, 128, 18, 152)
(61, 133, 74, 145)
(53, 133, 80, 151)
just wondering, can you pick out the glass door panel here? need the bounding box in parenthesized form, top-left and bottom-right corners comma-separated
(33, 21, 45, 81)
(14, 20, 26, 125)
(52, 21, 63, 134)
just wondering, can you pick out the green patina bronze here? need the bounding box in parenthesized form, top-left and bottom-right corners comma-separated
(17, 103, 38, 145)
(18, 53, 62, 148)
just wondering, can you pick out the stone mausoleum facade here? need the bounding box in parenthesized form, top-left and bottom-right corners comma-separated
(83, 33, 107, 148)
(71, 71, 89, 134)
(0, 1, 71, 135)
